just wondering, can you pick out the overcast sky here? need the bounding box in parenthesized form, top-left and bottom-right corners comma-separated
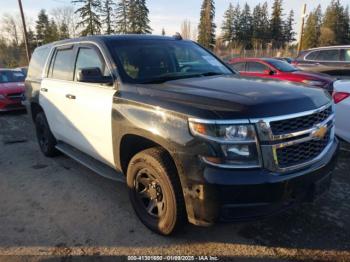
(0, 0, 349, 38)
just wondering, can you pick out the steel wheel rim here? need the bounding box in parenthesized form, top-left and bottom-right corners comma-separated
(134, 167, 166, 218)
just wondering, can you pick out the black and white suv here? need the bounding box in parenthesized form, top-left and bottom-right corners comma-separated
(25, 35, 339, 235)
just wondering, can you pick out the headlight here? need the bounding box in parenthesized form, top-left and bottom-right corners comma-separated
(189, 120, 261, 168)
(302, 80, 325, 86)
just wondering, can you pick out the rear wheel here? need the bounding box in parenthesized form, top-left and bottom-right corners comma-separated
(35, 112, 59, 157)
(127, 147, 186, 235)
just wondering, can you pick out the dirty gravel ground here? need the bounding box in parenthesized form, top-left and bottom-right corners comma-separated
(0, 111, 349, 261)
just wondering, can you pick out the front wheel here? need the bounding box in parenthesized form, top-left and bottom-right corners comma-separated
(35, 112, 59, 157)
(127, 147, 186, 235)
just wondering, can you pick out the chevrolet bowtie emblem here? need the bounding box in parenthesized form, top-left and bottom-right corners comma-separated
(312, 125, 328, 140)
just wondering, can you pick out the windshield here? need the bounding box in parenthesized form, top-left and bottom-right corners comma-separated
(268, 60, 298, 72)
(109, 40, 233, 84)
(0, 70, 25, 83)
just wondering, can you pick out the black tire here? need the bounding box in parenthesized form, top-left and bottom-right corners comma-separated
(127, 147, 187, 235)
(35, 111, 59, 157)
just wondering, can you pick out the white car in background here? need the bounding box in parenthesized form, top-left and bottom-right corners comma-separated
(333, 80, 350, 143)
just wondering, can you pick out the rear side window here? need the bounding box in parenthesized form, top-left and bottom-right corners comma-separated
(316, 49, 341, 61)
(232, 62, 245, 71)
(305, 51, 319, 60)
(27, 46, 51, 79)
(246, 62, 268, 73)
(50, 47, 75, 81)
(344, 49, 350, 62)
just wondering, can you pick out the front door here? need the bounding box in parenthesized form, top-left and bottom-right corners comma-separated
(67, 44, 116, 166)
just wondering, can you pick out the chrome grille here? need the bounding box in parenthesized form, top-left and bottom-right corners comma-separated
(7, 92, 24, 101)
(270, 106, 332, 135)
(253, 103, 335, 173)
(276, 130, 331, 168)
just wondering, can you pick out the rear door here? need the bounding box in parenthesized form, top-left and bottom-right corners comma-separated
(67, 44, 116, 166)
(39, 44, 77, 142)
(308, 49, 343, 77)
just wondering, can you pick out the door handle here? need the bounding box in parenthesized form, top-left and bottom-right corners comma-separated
(40, 88, 48, 92)
(65, 94, 76, 100)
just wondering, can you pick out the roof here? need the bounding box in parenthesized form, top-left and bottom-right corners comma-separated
(307, 45, 350, 51)
(37, 34, 183, 49)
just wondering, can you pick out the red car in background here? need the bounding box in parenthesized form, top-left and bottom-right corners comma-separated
(229, 58, 335, 92)
(0, 69, 26, 112)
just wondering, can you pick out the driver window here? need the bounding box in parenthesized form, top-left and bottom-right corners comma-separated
(246, 62, 269, 73)
(75, 47, 110, 80)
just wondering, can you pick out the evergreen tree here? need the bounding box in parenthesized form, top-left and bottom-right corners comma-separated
(59, 22, 70, 39)
(116, 0, 129, 33)
(35, 9, 50, 44)
(283, 10, 295, 43)
(320, 0, 350, 45)
(221, 3, 235, 44)
(270, 0, 284, 48)
(46, 19, 60, 43)
(197, 0, 216, 49)
(302, 6, 322, 49)
(72, 0, 102, 36)
(101, 0, 116, 34)
(238, 3, 253, 49)
(252, 3, 269, 49)
(128, 0, 152, 34)
(260, 2, 270, 46)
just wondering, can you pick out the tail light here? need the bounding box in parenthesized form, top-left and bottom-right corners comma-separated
(333, 92, 350, 104)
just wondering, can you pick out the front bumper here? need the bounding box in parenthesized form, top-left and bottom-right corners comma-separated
(181, 137, 339, 226)
(0, 98, 26, 112)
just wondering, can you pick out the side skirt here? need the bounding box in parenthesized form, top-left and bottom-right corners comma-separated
(55, 142, 125, 183)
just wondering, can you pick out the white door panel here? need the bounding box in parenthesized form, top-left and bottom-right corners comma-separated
(39, 78, 75, 142)
(68, 83, 116, 166)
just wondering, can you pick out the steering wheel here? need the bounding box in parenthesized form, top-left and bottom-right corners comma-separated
(180, 65, 194, 72)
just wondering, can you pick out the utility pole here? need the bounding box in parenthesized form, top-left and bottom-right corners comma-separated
(18, 0, 31, 64)
(297, 3, 307, 54)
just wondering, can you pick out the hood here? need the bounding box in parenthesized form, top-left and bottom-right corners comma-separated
(135, 75, 331, 119)
(291, 70, 334, 82)
(0, 82, 25, 95)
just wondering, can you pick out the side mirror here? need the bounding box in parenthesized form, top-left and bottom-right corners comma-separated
(76, 67, 113, 85)
(263, 69, 275, 75)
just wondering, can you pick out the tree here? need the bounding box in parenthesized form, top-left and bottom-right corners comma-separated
(101, 0, 116, 34)
(59, 22, 70, 39)
(72, 0, 102, 36)
(238, 3, 253, 49)
(181, 20, 192, 39)
(1, 14, 21, 46)
(197, 0, 216, 49)
(162, 28, 166, 36)
(221, 3, 235, 44)
(283, 10, 295, 44)
(128, 0, 152, 34)
(115, 0, 129, 33)
(320, 0, 350, 45)
(302, 6, 322, 49)
(46, 19, 60, 42)
(36, 9, 50, 44)
(270, 0, 284, 48)
(51, 6, 77, 38)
